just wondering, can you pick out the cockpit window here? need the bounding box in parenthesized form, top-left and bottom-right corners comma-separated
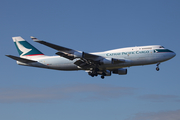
(159, 46, 164, 48)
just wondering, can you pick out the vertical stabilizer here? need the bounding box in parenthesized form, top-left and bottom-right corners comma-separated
(12, 36, 44, 57)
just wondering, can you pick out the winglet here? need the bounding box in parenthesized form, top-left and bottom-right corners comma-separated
(30, 36, 40, 42)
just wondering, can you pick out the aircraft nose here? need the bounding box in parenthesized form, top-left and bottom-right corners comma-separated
(168, 50, 176, 59)
(164, 50, 176, 61)
(172, 51, 176, 58)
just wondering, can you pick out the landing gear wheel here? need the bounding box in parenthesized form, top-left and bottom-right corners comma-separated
(156, 67, 160, 71)
(156, 63, 160, 71)
(101, 76, 105, 79)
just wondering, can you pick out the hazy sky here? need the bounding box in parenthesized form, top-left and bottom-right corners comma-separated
(1, 0, 180, 120)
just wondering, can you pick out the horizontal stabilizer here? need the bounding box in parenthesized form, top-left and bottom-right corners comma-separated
(6, 55, 37, 63)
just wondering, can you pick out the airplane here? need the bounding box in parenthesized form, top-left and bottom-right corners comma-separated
(6, 36, 176, 79)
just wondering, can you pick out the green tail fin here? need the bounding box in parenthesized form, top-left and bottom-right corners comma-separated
(12, 36, 44, 57)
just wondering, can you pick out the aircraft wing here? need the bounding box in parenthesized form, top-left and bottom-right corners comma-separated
(31, 36, 102, 62)
(31, 36, 126, 69)
(31, 36, 74, 53)
(6, 55, 37, 63)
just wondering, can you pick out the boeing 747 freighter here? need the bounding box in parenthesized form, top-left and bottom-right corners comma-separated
(6, 36, 176, 79)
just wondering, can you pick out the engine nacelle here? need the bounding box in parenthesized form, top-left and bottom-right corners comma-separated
(74, 51, 84, 58)
(112, 68, 127, 75)
(105, 70, 111, 76)
(97, 70, 111, 76)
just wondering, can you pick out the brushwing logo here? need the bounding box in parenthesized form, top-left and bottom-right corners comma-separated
(15, 39, 32, 56)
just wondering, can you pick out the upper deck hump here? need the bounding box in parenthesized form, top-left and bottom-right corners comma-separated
(91, 45, 164, 55)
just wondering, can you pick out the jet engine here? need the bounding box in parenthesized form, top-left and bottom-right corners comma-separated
(74, 51, 84, 58)
(97, 70, 111, 76)
(112, 68, 127, 75)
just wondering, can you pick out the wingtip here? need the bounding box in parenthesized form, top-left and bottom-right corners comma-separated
(30, 36, 40, 42)
(30, 36, 35, 39)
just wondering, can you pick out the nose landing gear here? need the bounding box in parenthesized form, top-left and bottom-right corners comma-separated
(156, 63, 160, 71)
(156, 67, 160, 71)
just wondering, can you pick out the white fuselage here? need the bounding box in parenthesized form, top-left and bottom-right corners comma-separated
(17, 45, 176, 71)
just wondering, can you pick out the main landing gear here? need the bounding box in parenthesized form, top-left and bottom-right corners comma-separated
(88, 69, 106, 79)
(101, 72, 106, 79)
(89, 72, 105, 79)
(156, 63, 160, 71)
(88, 68, 99, 77)
(101, 76, 105, 79)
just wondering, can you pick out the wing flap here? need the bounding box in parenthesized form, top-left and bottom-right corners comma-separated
(74, 59, 88, 67)
(55, 52, 74, 60)
(6, 55, 37, 63)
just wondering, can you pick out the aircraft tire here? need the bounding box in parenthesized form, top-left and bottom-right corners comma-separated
(156, 67, 160, 71)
